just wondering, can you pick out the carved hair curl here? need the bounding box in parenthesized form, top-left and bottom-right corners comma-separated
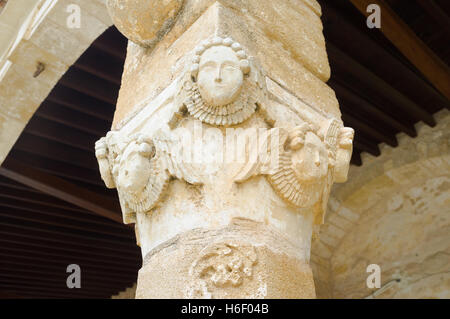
(190, 36, 251, 79)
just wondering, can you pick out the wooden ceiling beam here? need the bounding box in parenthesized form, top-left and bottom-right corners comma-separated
(36, 101, 110, 137)
(0, 291, 23, 299)
(0, 226, 137, 260)
(0, 218, 136, 253)
(353, 139, 381, 157)
(0, 209, 133, 239)
(341, 113, 398, 147)
(0, 289, 107, 299)
(0, 197, 123, 230)
(59, 68, 120, 105)
(74, 47, 124, 85)
(0, 235, 140, 263)
(0, 273, 131, 291)
(0, 185, 89, 213)
(0, 160, 122, 223)
(9, 150, 104, 187)
(93, 27, 128, 60)
(331, 80, 418, 137)
(321, 2, 449, 114)
(0, 262, 136, 284)
(0, 250, 138, 274)
(47, 86, 114, 122)
(0, 282, 113, 300)
(349, 0, 450, 101)
(0, 284, 111, 299)
(26, 116, 97, 153)
(328, 43, 436, 127)
(14, 133, 98, 170)
(416, 0, 450, 37)
(1, 243, 137, 269)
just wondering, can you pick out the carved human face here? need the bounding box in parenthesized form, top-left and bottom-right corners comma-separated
(117, 151, 151, 194)
(291, 132, 329, 183)
(197, 45, 244, 107)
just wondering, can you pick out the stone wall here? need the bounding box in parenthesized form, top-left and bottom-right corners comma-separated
(0, 0, 112, 164)
(311, 109, 450, 298)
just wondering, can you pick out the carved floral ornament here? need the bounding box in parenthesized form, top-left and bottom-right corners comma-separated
(95, 36, 354, 224)
(185, 242, 258, 299)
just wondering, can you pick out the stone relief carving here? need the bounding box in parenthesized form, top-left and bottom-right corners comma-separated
(106, 0, 184, 48)
(177, 36, 266, 126)
(232, 119, 354, 222)
(95, 36, 354, 226)
(185, 242, 258, 299)
(95, 132, 170, 223)
(267, 123, 331, 208)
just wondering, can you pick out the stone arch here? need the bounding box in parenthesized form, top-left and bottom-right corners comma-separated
(0, 0, 113, 164)
(311, 109, 450, 298)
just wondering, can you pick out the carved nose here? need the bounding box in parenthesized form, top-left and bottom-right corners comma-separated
(215, 68, 222, 83)
(314, 153, 321, 166)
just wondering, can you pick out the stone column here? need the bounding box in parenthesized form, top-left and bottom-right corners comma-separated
(96, 0, 354, 299)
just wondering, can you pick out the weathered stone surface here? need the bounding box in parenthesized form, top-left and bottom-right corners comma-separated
(0, 0, 112, 165)
(106, 0, 183, 48)
(111, 0, 337, 129)
(311, 109, 450, 299)
(97, 0, 352, 299)
(136, 219, 316, 299)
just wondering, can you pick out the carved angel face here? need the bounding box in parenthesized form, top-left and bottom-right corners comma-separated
(291, 131, 329, 183)
(117, 144, 152, 194)
(197, 45, 244, 107)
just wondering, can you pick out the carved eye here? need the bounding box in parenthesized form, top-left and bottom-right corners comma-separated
(224, 65, 238, 71)
(201, 65, 214, 71)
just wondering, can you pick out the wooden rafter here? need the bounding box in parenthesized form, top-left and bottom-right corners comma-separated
(0, 160, 122, 224)
(416, 0, 450, 37)
(349, 0, 450, 102)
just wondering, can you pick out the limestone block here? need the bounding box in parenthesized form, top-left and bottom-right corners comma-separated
(8, 39, 69, 87)
(47, 0, 111, 45)
(112, 0, 338, 129)
(313, 110, 450, 298)
(29, 18, 99, 67)
(326, 213, 354, 231)
(135, 220, 316, 299)
(0, 0, 114, 165)
(336, 207, 359, 223)
(0, 63, 43, 122)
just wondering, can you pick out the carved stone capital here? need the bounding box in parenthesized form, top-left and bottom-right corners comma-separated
(96, 0, 352, 297)
(95, 35, 354, 231)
